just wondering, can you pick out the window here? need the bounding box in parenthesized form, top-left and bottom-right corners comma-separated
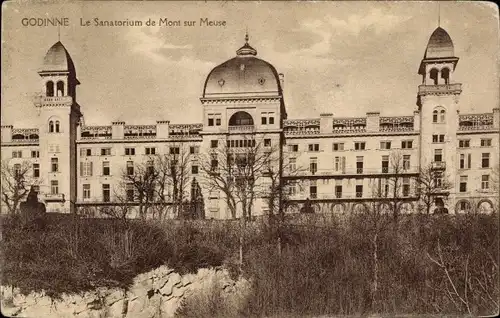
(356, 156, 363, 174)
(145, 147, 156, 155)
(102, 184, 110, 202)
(264, 139, 271, 147)
(403, 178, 410, 197)
(51, 180, 59, 194)
(211, 140, 218, 148)
(288, 182, 297, 196)
(126, 183, 134, 201)
(381, 155, 389, 173)
(55, 121, 60, 133)
(434, 172, 443, 188)
(440, 110, 446, 123)
(354, 142, 366, 150)
(335, 185, 342, 198)
(207, 113, 221, 126)
(432, 134, 445, 143)
(12, 150, 22, 158)
(56, 81, 64, 96)
(102, 161, 110, 176)
(261, 112, 275, 125)
(482, 153, 490, 168)
(169, 147, 180, 155)
(100, 148, 111, 156)
(433, 110, 438, 123)
(482, 175, 490, 190)
(333, 143, 344, 151)
(289, 158, 296, 173)
(356, 185, 363, 198)
(288, 144, 299, 152)
(434, 149, 443, 162)
(14, 164, 21, 177)
(83, 184, 91, 199)
(33, 163, 40, 178)
(309, 184, 317, 199)
(309, 157, 318, 174)
(229, 111, 253, 126)
(380, 141, 391, 150)
(46, 81, 54, 97)
(86, 149, 92, 156)
(125, 148, 135, 156)
(459, 176, 468, 193)
(146, 160, 154, 175)
(458, 140, 470, 148)
(481, 139, 492, 147)
(31, 150, 39, 158)
(80, 162, 93, 177)
(51, 158, 59, 172)
(380, 179, 389, 196)
(401, 140, 413, 149)
(210, 157, 218, 172)
(126, 161, 134, 176)
(459, 153, 471, 169)
(308, 144, 320, 152)
(191, 164, 199, 174)
(334, 156, 346, 173)
(49, 120, 54, 132)
(49, 144, 60, 153)
(403, 155, 411, 170)
(190, 146, 199, 154)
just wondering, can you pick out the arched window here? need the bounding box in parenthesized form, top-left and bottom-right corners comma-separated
(429, 68, 439, 85)
(46, 81, 54, 97)
(49, 120, 54, 132)
(56, 81, 65, 96)
(229, 111, 254, 126)
(441, 68, 450, 85)
(55, 121, 60, 133)
(440, 110, 446, 123)
(432, 110, 438, 123)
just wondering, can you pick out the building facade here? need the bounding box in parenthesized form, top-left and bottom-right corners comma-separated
(1, 27, 499, 218)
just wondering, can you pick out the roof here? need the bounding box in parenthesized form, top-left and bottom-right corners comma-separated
(202, 37, 282, 98)
(41, 41, 76, 75)
(424, 27, 455, 59)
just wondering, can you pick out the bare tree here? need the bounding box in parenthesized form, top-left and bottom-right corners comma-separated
(416, 163, 453, 214)
(153, 143, 192, 219)
(200, 135, 275, 272)
(1, 159, 39, 215)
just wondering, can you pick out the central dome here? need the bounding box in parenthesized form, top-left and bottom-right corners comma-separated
(202, 35, 282, 98)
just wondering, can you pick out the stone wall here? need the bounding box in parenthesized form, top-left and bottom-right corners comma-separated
(1, 266, 251, 318)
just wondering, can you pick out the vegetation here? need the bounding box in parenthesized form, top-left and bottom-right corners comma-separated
(1, 212, 497, 316)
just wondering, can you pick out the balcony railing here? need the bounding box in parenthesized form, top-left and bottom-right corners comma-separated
(43, 193, 65, 202)
(418, 83, 462, 95)
(431, 161, 446, 170)
(228, 125, 254, 132)
(39, 96, 73, 104)
(458, 125, 495, 131)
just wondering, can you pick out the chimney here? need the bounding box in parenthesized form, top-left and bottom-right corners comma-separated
(413, 110, 420, 132)
(320, 113, 333, 134)
(156, 120, 170, 139)
(366, 112, 380, 132)
(1, 125, 13, 143)
(111, 121, 125, 140)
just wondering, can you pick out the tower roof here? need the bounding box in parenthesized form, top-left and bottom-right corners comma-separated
(41, 41, 76, 75)
(424, 27, 455, 58)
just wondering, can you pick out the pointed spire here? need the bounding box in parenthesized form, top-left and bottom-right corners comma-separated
(438, 2, 441, 27)
(245, 28, 249, 43)
(58, 25, 61, 42)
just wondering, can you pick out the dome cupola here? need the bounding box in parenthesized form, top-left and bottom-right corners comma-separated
(41, 41, 76, 75)
(202, 33, 282, 99)
(424, 27, 455, 59)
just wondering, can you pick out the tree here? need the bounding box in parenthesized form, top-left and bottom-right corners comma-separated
(416, 163, 453, 214)
(200, 135, 275, 273)
(1, 159, 39, 215)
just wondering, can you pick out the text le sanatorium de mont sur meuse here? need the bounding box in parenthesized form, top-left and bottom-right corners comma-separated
(21, 17, 227, 28)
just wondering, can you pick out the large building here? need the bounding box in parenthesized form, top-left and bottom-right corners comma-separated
(1, 27, 499, 218)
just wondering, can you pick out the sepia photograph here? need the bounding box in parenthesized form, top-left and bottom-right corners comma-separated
(1, 0, 499, 317)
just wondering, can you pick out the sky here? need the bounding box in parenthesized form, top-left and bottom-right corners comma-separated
(1, 1, 499, 127)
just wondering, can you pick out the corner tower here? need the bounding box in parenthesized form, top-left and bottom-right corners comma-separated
(35, 41, 82, 213)
(416, 27, 462, 212)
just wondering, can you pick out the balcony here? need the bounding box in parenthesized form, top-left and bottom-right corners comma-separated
(431, 161, 446, 170)
(43, 193, 65, 202)
(418, 83, 462, 96)
(381, 167, 389, 173)
(228, 125, 254, 133)
(35, 96, 73, 106)
(356, 168, 363, 174)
